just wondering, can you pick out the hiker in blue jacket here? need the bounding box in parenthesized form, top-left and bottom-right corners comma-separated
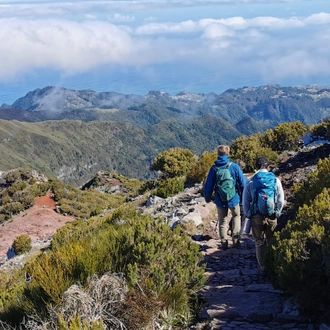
(204, 145, 246, 250)
(242, 157, 285, 272)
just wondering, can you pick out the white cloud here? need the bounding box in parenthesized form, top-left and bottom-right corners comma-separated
(0, 5, 330, 86)
(0, 19, 134, 79)
(135, 15, 309, 36)
(108, 13, 135, 23)
(305, 12, 330, 24)
(202, 23, 235, 39)
(135, 20, 198, 35)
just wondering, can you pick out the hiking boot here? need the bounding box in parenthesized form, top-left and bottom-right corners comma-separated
(232, 235, 241, 248)
(221, 240, 228, 250)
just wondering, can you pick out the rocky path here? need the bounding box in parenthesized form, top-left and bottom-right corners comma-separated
(192, 232, 315, 330)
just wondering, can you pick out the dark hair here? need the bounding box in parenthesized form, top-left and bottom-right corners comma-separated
(255, 157, 269, 170)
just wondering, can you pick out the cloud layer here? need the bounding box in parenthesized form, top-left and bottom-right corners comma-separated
(0, 1, 329, 90)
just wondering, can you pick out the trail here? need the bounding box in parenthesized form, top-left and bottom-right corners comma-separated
(192, 235, 315, 330)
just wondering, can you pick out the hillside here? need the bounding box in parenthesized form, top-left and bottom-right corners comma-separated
(1, 142, 330, 329)
(2, 85, 330, 128)
(0, 117, 239, 186)
(1, 84, 330, 185)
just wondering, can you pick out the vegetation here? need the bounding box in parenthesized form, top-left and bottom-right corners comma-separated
(0, 206, 205, 329)
(230, 134, 279, 172)
(262, 121, 307, 152)
(3, 118, 330, 327)
(154, 177, 185, 198)
(0, 168, 50, 223)
(0, 170, 124, 222)
(51, 179, 124, 219)
(2, 85, 330, 186)
(186, 150, 217, 185)
(268, 158, 330, 314)
(12, 235, 32, 255)
(150, 148, 196, 179)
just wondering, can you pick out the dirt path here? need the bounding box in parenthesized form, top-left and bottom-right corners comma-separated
(0, 195, 75, 260)
(191, 230, 315, 330)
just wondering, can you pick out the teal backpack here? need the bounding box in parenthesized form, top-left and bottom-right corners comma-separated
(251, 171, 277, 216)
(213, 162, 236, 202)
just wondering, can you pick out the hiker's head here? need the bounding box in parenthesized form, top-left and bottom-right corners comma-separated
(255, 157, 270, 170)
(217, 145, 230, 156)
(235, 159, 246, 170)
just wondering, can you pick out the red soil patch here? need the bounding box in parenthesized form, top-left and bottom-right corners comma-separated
(0, 195, 75, 258)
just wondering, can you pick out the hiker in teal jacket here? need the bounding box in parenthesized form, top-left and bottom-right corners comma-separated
(204, 145, 246, 250)
(242, 157, 285, 272)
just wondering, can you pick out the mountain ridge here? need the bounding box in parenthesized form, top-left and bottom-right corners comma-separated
(1, 84, 330, 185)
(2, 84, 330, 127)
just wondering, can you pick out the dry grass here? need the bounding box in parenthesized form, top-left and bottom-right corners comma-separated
(54, 272, 128, 329)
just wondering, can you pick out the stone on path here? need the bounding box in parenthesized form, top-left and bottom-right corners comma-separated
(192, 237, 314, 330)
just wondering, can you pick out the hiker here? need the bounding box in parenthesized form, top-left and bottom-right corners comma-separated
(204, 145, 246, 250)
(242, 157, 285, 272)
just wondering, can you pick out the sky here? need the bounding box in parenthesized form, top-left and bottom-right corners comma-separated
(0, 0, 330, 105)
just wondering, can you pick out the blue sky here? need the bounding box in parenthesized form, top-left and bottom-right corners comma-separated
(0, 0, 330, 104)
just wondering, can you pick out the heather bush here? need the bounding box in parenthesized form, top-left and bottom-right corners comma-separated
(186, 150, 217, 185)
(0, 169, 50, 222)
(51, 179, 124, 218)
(12, 235, 32, 255)
(150, 148, 197, 178)
(5, 205, 205, 328)
(268, 188, 330, 314)
(262, 121, 307, 152)
(3, 168, 33, 185)
(154, 176, 185, 198)
(0, 269, 25, 312)
(230, 134, 279, 172)
(310, 118, 330, 140)
(294, 158, 330, 208)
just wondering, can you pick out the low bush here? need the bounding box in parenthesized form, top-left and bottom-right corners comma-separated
(186, 150, 217, 185)
(268, 188, 330, 314)
(262, 121, 307, 152)
(51, 179, 124, 219)
(154, 177, 185, 198)
(12, 235, 32, 255)
(294, 158, 330, 209)
(230, 134, 279, 172)
(150, 148, 197, 179)
(5, 205, 205, 328)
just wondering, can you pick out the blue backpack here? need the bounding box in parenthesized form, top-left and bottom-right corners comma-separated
(213, 162, 236, 202)
(251, 171, 277, 216)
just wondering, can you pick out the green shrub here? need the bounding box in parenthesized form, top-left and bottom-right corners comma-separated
(230, 134, 279, 172)
(268, 188, 330, 314)
(294, 158, 330, 208)
(12, 235, 32, 255)
(310, 118, 330, 140)
(11, 205, 205, 327)
(138, 180, 157, 195)
(262, 121, 307, 152)
(0, 170, 50, 221)
(51, 179, 124, 219)
(186, 150, 217, 185)
(154, 177, 185, 198)
(150, 148, 197, 178)
(2, 202, 25, 216)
